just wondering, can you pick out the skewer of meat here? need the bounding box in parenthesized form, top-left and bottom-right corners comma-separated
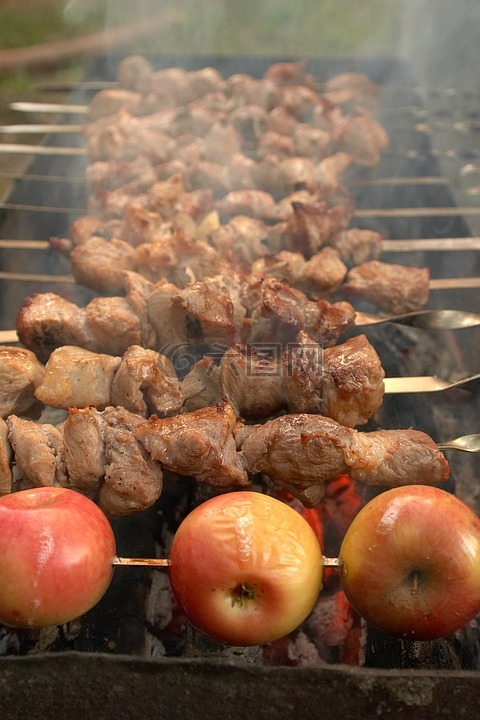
(12, 333, 383, 428)
(1, 401, 449, 517)
(16, 270, 356, 363)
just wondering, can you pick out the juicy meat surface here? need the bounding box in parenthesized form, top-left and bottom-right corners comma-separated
(343, 260, 430, 314)
(134, 402, 249, 488)
(239, 414, 449, 506)
(63, 406, 106, 495)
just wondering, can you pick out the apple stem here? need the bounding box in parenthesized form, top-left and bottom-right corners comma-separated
(322, 556, 341, 568)
(112, 556, 170, 567)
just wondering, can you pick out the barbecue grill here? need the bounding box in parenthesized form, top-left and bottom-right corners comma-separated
(0, 30, 480, 720)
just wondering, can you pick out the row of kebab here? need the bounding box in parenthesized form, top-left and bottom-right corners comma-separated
(0, 56, 448, 518)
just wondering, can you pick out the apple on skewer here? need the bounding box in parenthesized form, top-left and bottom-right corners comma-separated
(1, 486, 480, 646)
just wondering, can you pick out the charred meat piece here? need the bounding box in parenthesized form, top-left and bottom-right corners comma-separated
(343, 260, 430, 314)
(0, 346, 45, 419)
(132, 231, 225, 287)
(239, 274, 355, 346)
(180, 356, 222, 413)
(321, 334, 385, 428)
(239, 414, 449, 507)
(215, 189, 285, 222)
(209, 215, 271, 270)
(134, 401, 249, 488)
(87, 88, 143, 122)
(323, 72, 379, 111)
(282, 195, 354, 257)
(85, 155, 157, 195)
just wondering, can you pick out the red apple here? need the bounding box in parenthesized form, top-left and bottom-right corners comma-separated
(338, 485, 480, 640)
(0, 486, 116, 629)
(168, 491, 324, 646)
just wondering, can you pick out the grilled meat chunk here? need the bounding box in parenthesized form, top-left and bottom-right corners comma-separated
(0, 418, 13, 495)
(98, 406, 163, 516)
(329, 228, 383, 267)
(134, 402, 248, 488)
(219, 334, 384, 426)
(111, 344, 182, 417)
(343, 260, 430, 314)
(239, 414, 449, 506)
(63, 407, 106, 495)
(17, 291, 147, 363)
(7, 415, 67, 489)
(69, 236, 136, 292)
(16, 292, 92, 364)
(34, 346, 121, 411)
(252, 246, 348, 299)
(64, 406, 163, 516)
(0, 346, 45, 419)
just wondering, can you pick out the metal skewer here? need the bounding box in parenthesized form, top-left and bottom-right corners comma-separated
(111, 555, 342, 568)
(0, 124, 85, 134)
(383, 372, 480, 394)
(1, 236, 480, 253)
(355, 309, 480, 329)
(9, 102, 88, 115)
(436, 434, 480, 453)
